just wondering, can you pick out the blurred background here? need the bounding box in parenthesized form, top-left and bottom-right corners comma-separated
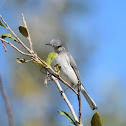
(0, 0, 126, 126)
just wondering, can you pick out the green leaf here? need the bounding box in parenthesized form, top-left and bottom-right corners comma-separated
(1, 33, 18, 42)
(2, 33, 11, 38)
(58, 110, 76, 125)
(16, 58, 26, 63)
(0, 20, 5, 27)
(46, 52, 58, 66)
(91, 112, 102, 126)
(9, 37, 18, 41)
(19, 25, 28, 37)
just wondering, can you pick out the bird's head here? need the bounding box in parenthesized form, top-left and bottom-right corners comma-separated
(46, 39, 67, 53)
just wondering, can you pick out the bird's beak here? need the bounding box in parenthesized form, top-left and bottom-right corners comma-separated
(45, 43, 51, 46)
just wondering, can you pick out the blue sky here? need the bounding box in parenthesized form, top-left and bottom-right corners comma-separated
(92, 0, 126, 84)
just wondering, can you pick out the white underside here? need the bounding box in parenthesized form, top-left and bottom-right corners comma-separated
(52, 53, 78, 88)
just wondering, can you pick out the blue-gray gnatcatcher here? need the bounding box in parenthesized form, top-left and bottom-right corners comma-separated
(46, 39, 97, 110)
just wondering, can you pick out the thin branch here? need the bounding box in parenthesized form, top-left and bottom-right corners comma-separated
(0, 74, 14, 126)
(25, 59, 33, 63)
(78, 80, 82, 124)
(0, 38, 32, 56)
(22, 13, 34, 52)
(2, 40, 7, 52)
(0, 15, 31, 53)
(51, 75, 79, 123)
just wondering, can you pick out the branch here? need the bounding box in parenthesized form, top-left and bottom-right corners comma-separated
(0, 38, 32, 56)
(22, 13, 34, 52)
(0, 74, 14, 126)
(51, 76, 79, 124)
(78, 80, 82, 125)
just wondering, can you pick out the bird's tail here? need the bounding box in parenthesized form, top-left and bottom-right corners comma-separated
(81, 85, 98, 110)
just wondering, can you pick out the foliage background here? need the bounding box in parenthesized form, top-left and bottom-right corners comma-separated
(0, 0, 126, 126)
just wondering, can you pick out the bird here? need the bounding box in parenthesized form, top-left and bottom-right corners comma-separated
(46, 39, 97, 110)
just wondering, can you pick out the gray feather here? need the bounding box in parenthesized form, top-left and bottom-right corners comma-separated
(67, 53, 81, 81)
(67, 53, 98, 110)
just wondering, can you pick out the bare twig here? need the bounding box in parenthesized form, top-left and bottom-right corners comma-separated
(22, 13, 34, 52)
(2, 40, 7, 52)
(78, 80, 82, 124)
(0, 38, 32, 56)
(0, 74, 14, 126)
(51, 76, 79, 123)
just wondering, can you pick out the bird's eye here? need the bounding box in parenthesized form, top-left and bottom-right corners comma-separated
(58, 45, 62, 48)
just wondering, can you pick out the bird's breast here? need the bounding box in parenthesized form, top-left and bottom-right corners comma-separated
(52, 53, 78, 88)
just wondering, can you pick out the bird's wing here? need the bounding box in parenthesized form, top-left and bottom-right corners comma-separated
(67, 53, 81, 82)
